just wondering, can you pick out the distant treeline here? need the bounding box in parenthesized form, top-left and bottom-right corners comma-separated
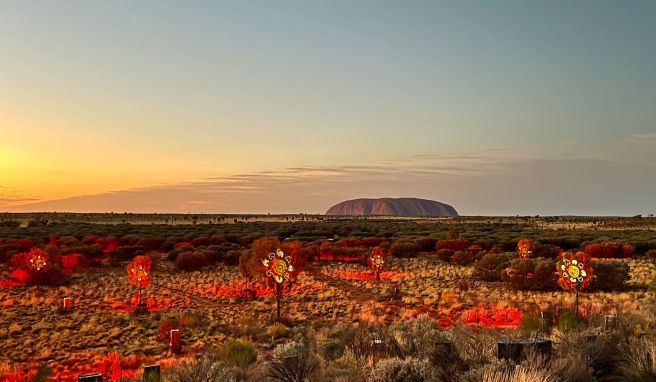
(0, 218, 655, 254)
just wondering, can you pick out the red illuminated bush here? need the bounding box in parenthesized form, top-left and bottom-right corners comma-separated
(8, 248, 62, 285)
(60, 253, 89, 274)
(584, 242, 635, 258)
(127, 256, 151, 288)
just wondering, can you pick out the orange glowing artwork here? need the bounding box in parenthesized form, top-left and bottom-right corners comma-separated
(27, 249, 49, 272)
(557, 251, 592, 292)
(127, 256, 152, 312)
(262, 248, 294, 320)
(516, 239, 534, 259)
(127, 256, 151, 288)
(369, 246, 385, 280)
(262, 248, 294, 284)
(557, 251, 593, 318)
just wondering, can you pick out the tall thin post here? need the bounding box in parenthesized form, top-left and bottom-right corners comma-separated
(276, 283, 281, 321)
(575, 289, 579, 319)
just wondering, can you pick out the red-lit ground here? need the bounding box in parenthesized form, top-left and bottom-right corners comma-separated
(0, 257, 654, 381)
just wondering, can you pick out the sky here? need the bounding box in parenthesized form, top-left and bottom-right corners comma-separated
(1, 0, 655, 216)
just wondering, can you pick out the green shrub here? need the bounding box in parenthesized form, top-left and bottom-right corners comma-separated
(221, 339, 258, 368)
(369, 357, 436, 382)
(267, 323, 290, 340)
(557, 310, 583, 332)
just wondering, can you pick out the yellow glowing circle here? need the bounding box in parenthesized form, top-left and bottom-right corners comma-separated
(567, 265, 580, 278)
(30, 256, 47, 271)
(271, 257, 288, 277)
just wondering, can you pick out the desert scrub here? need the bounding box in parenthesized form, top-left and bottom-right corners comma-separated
(268, 341, 322, 382)
(175, 250, 209, 271)
(474, 253, 513, 281)
(163, 355, 233, 382)
(220, 339, 258, 368)
(557, 310, 583, 332)
(589, 260, 630, 291)
(368, 357, 436, 382)
(267, 322, 290, 341)
(619, 337, 656, 381)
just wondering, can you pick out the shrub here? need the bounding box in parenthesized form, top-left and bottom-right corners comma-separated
(504, 259, 535, 290)
(165, 355, 233, 382)
(436, 249, 454, 262)
(531, 258, 558, 291)
(221, 339, 258, 368)
(451, 250, 476, 266)
(166, 246, 193, 262)
(60, 253, 89, 274)
(269, 341, 321, 382)
(557, 310, 583, 332)
(389, 239, 421, 258)
(474, 253, 513, 281)
(436, 239, 471, 252)
(589, 260, 630, 291)
(369, 357, 436, 382)
(267, 323, 290, 340)
(175, 251, 208, 271)
(533, 243, 561, 259)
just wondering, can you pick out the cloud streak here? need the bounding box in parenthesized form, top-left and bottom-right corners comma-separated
(5, 141, 656, 216)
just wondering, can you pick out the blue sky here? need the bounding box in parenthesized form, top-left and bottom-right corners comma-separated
(1, 1, 655, 215)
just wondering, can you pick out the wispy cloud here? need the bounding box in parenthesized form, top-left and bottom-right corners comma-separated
(5, 135, 656, 215)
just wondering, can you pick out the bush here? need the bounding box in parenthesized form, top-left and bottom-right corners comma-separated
(436, 239, 471, 252)
(474, 253, 513, 281)
(503, 258, 557, 291)
(557, 310, 583, 332)
(221, 339, 258, 368)
(533, 243, 561, 259)
(165, 355, 233, 382)
(451, 250, 476, 266)
(531, 258, 558, 291)
(389, 239, 421, 258)
(436, 249, 454, 262)
(369, 357, 436, 382)
(267, 323, 290, 340)
(504, 259, 534, 290)
(175, 251, 208, 271)
(589, 260, 630, 291)
(269, 341, 320, 382)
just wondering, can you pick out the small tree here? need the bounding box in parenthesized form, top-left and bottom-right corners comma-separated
(556, 251, 592, 319)
(127, 255, 151, 312)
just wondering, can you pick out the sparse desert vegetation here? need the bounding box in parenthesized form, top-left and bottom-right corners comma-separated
(0, 215, 654, 381)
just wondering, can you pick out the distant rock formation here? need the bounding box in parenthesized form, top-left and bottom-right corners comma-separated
(325, 198, 458, 217)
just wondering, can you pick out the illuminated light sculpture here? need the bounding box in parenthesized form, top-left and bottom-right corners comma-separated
(26, 249, 49, 272)
(369, 247, 386, 281)
(517, 239, 534, 259)
(127, 256, 152, 313)
(63, 297, 72, 310)
(556, 251, 592, 318)
(262, 248, 294, 320)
